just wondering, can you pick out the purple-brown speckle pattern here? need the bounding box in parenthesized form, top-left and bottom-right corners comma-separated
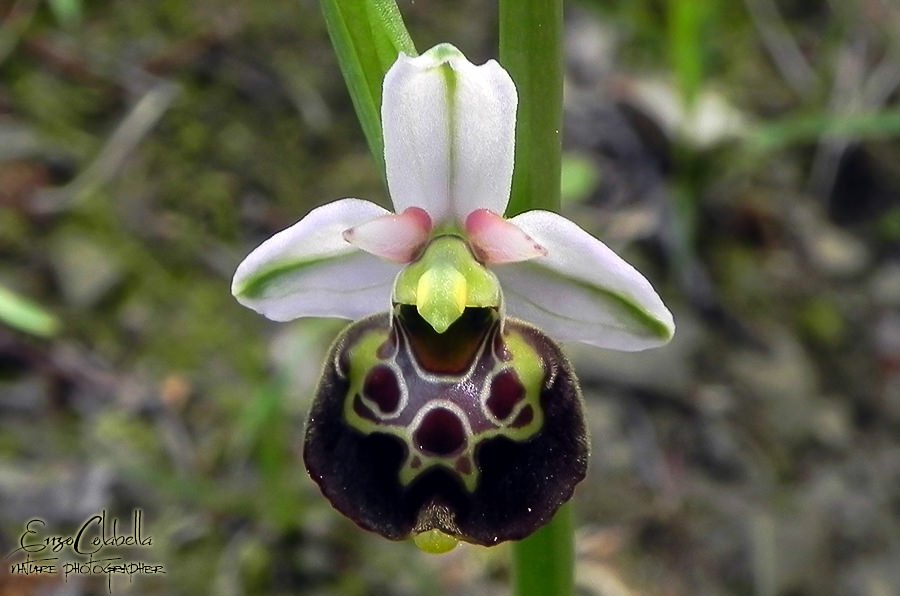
(363, 365, 401, 414)
(341, 307, 547, 492)
(303, 309, 589, 546)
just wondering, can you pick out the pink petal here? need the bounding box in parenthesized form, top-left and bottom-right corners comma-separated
(343, 207, 432, 263)
(465, 209, 547, 264)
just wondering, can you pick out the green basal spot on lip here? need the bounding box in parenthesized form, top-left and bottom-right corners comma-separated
(393, 237, 501, 334)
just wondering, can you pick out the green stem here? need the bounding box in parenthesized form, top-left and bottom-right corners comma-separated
(511, 503, 575, 596)
(500, 2, 573, 595)
(499, 0, 563, 217)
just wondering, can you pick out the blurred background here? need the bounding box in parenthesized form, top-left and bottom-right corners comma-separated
(1, 0, 899, 594)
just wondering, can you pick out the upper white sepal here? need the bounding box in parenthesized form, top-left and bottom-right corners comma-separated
(382, 44, 517, 224)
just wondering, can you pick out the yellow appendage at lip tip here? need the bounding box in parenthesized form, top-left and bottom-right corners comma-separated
(416, 264, 467, 334)
(413, 529, 459, 554)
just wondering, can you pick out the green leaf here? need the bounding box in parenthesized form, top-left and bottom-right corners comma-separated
(0, 284, 61, 337)
(500, 0, 564, 217)
(746, 108, 900, 153)
(667, 0, 707, 109)
(48, 0, 82, 27)
(319, 0, 416, 178)
(560, 153, 600, 205)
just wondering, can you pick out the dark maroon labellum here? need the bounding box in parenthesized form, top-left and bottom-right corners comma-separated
(303, 306, 588, 546)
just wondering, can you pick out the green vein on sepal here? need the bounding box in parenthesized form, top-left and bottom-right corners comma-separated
(234, 253, 355, 299)
(514, 262, 673, 341)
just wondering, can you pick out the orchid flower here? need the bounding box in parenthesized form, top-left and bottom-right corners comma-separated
(232, 44, 674, 549)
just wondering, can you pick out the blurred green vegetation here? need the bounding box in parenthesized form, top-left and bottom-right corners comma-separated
(1, 1, 899, 595)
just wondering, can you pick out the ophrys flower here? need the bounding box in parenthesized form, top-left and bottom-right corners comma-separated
(232, 44, 674, 548)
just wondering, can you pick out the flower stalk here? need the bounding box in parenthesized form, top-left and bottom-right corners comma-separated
(512, 502, 575, 596)
(500, 0, 564, 217)
(501, 1, 572, 594)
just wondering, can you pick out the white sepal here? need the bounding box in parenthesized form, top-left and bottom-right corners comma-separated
(232, 198, 400, 321)
(496, 210, 675, 350)
(382, 44, 517, 224)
